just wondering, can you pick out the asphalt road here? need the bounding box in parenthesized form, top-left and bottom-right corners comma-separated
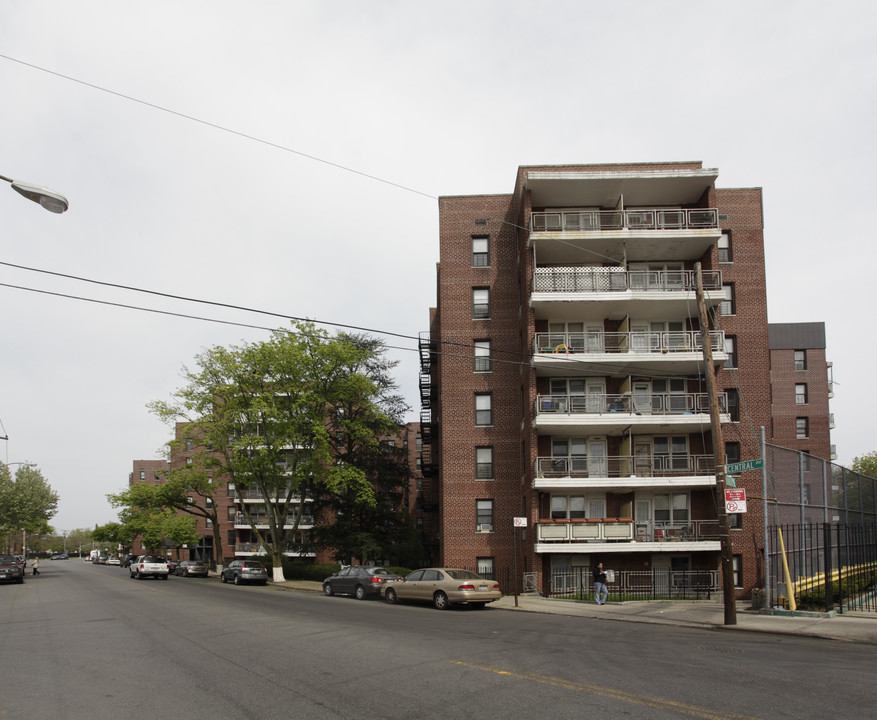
(2, 560, 874, 720)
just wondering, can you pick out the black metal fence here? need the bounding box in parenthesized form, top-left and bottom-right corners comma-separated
(547, 567, 719, 602)
(768, 523, 877, 613)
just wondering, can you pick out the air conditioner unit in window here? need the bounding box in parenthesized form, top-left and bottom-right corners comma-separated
(477, 524, 493, 533)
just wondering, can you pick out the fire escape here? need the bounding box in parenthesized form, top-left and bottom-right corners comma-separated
(418, 331, 438, 512)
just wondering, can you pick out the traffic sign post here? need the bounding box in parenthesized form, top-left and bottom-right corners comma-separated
(725, 488, 748, 514)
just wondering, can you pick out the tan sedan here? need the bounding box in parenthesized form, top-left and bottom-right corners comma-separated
(383, 568, 501, 610)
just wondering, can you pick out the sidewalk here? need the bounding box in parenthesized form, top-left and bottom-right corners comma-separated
(270, 579, 877, 644)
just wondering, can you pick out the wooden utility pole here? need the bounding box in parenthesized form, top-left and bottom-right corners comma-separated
(694, 262, 737, 626)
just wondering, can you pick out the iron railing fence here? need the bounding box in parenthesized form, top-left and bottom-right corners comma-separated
(533, 267, 722, 293)
(548, 567, 719, 601)
(534, 454, 717, 479)
(768, 523, 877, 613)
(534, 330, 724, 355)
(530, 208, 719, 233)
(535, 392, 726, 416)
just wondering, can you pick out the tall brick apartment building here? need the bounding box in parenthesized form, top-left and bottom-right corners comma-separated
(420, 161, 833, 598)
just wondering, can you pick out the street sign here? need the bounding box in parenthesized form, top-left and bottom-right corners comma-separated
(725, 488, 748, 514)
(513, 517, 527, 527)
(726, 476, 736, 488)
(726, 458, 764, 474)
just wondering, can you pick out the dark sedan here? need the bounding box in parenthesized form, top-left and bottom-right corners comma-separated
(0, 555, 25, 584)
(323, 566, 401, 600)
(220, 560, 268, 586)
(175, 561, 209, 578)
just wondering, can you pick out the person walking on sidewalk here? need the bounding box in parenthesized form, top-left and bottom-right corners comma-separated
(593, 562, 608, 604)
(31, 556, 40, 576)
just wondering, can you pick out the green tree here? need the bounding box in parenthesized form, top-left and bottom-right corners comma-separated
(0, 463, 59, 552)
(148, 321, 392, 582)
(852, 452, 877, 480)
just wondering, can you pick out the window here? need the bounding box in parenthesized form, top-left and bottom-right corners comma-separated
(654, 493, 689, 523)
(476, 447, 494, 480)
(728, 513, 743, 529)
(732, 555, 743, 588)
(476, 500, 494, 532)
(415, 436, 422, 452)
(206, 519, 213, 529)
(476, 557, 495, 579)
(474, 340, 492, 372)
(725, 388, 740, 421)
(796, 417, 809, 439)
(139, 470, 145, 480)
(794, 349, 806, 370)
(654, 436, 690, 472)
(475, 393, 493, 426)
(227, 531, 236, 546)
(227, 506, 236, 521)
(725, 442, 741, 465)
(185, 439, 193, 451)
(721, 284, 735, 316)
(227, 482, 236, 498)
(473, 287, 490, 319)
(723, 336, 737, 369)
(206, 497, 213, 508)
(795, 383, 808, 404)
(718, 231, 732, 263)
(472, 236, 489, 267)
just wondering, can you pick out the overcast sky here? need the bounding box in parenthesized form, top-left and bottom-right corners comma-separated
(1, 1, 874, 533)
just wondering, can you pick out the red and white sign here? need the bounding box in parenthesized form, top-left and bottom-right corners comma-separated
(513, 517, 527, 527)
(725, 488, 748, 514)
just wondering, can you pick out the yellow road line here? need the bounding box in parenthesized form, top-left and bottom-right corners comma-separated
(452, 662, 760, 720)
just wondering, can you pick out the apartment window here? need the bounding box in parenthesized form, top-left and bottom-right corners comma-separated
(415, 436, 422, 452)
(796, 417, 809, 439)
(654, 493, 689, 523)
(473, 287, 490, 319)
(227, 482, 236, 498)
(206, 497, 213, 508)
(654, 436, 690, 472)
(721, 284, 735, 316)
(732, 555, 743, 588)
(206, 519, 213, 529)
(794, 349, 807, 370)
(476, 557, 495, 579)
(185, 439, 193, 451)
(472, 236, 489, 267)
(801, 453, 812, 472)
(725, 388, 740, 421)
(795, 384, 808, 404)
(139, 470, 145, 480)
(227, 531, 236, 546)
(718, 231, 733, 263)
(475, 393, 493, 426)
(476, 447, 494, 480)
(227, 506, 236, 521)
(723, 336, 737, 369)
(186, 457, 193, 465)
(416, 476, 423, 492)
(552, 494, 586, 519)
(729, 513, 743, 530)
(415, 456, 422, 472)
(725, 442, 741, 465)
(476, 500, 494, 532)
(474, 339, 492, 372)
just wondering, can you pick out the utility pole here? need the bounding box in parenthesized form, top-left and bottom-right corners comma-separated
(695, 262, 737, 626)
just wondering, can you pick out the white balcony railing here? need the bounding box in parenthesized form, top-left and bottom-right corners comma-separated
(533, 267, 722, 294)
(535, 392, 725, 417)
(530, 208, 719, 233)
(535, 330, 724, 355)
(536, 518, 721, 544)
(235, 513, 314, 526)
(535, 454, 717, 479)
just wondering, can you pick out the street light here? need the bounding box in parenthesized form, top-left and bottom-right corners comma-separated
(0, 173, 68, 214)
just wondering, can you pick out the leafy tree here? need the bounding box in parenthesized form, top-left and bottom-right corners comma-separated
(0, 463, 59, 551)
(852, 452, 877, 480)
(148, 321, 395, 581)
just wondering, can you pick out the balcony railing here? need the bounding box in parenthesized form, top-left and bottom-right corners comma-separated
(235, 513, 313, 526)
(235, 487, 301, 501)
(536, 518, 721, 543)
(535, 455, 717, 479)
(530, 208, 719, 233)
(536, 392, 725, 417)
(535, 330, 724, 355)
(533, 267, 722, 293)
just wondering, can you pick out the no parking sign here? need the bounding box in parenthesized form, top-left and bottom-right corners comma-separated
(725, 488, 748, 514)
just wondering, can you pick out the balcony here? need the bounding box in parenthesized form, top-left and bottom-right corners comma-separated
(534, 518, 721, 553)
(534, 330, 726, 375)
(235, 513, 313, 528)
(235, 487, 301, 502)
(534, 392, 725, 433)
(234, 542, 315, 558)
(533, 455, 718, 490)
(528, 208, 721, 265)
(531, 267, 722, 321)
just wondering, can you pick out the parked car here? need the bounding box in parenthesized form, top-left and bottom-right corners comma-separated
(165, 559, 177, 574)
(121, 554, 138, 568)
(129, 555, 169, 580)
(323, 566, 401, 600)
(383, 568, 501, 610)
(175, 561, 209, 578)
(50, 553, 69, 560)
(106, 556, 121, 566)
(220, 560, 268, 586)
(0, 554, 25, 584)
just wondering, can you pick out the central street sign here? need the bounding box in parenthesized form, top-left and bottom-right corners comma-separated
(726, 458, 764, 474)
